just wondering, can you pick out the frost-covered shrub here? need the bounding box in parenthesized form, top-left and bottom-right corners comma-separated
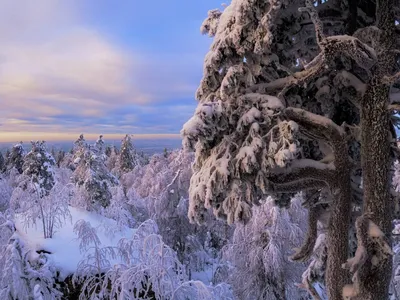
(73, 219, 233, 299)
(126, 149, 231, 272)
(10, 181, 72, 239)
(101, 186, 136, 230)
(0, 235, 62, 300)
(221, 194, 308, 299)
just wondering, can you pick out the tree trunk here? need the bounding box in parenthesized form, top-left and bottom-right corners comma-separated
(357, 0, 395, 298)
(326, 134, 352, 300)
(359, 84, 393, 299)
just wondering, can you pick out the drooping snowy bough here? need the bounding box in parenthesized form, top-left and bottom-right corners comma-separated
(182, 0, 399, 299)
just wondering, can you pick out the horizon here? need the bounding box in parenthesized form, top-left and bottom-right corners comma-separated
(0, 132, 182, 144)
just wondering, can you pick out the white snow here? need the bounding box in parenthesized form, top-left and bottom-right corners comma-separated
(14, 206, 135, 280)
(368, 220, 384, 238)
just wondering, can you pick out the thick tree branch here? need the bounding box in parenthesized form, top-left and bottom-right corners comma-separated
(267, 159, 334, 194)
(270, 179, 328, 194)
(284, 108, 345, 142)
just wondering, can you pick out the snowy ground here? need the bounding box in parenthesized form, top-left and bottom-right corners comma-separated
(14, 206, 135, 280)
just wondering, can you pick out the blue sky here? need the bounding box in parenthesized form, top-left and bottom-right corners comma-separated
(0, 0, 221, 141)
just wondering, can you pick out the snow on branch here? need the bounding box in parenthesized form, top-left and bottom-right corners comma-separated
(284, 107, 344, 142)
(200, 9, 222, 37)
(266, 159, 334, 196)
(334, 70, 367, 97)
(383, 71, 400, 85)
(269, 159, 334, 184)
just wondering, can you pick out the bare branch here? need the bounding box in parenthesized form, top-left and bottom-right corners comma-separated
(290, 204, 318, 262)
(298, 0, 325, 47)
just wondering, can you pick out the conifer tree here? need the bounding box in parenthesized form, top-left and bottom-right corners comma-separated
(73, 135, 119, 209)
(6, 143, 25, 174)
(0, 152, 5, 173)
(22, 141, 56, 198)
(182, 0, 399, 298)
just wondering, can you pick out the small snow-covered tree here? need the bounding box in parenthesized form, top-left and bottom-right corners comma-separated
(22, 141, 56, 198)
(6, 142, 25, 174)
(0, 176, 12, 212)
(0, 151, 5, 173)
(55, 150, 65, 168)
(72, 219, 119, 300)
(113, 134, 147, 177)
(101, 186, 136, 231)
(10, 181, 72, 239)
(93, 135, 106, 161)
(72, 135, 119, 210)
(9, 141, 70, 239)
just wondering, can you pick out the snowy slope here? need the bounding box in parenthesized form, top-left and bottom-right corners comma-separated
(14, 206, 134, 279)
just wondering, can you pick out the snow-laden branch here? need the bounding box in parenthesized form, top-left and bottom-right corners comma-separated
(247, 4, 376, 99)
(334, 70, 367, 100)
(284, 107, 344, 142)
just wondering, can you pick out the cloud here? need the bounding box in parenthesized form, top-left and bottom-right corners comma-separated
(0, 0, 209, 140)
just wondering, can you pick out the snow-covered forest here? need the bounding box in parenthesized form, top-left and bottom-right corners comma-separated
(2, 0, 400, 299)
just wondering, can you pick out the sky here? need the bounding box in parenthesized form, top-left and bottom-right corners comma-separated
(0, 0, 221, 142)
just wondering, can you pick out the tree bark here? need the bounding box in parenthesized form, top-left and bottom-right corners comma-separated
(325, 133, 352, 300)
(358, 84, 392, 299)
(357, 1, 395, 298)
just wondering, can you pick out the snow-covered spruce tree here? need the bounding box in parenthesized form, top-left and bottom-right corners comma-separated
(55, 150, 65, 168)
(182, 1, 399, 299)
(22, 141, 56, 198)
(114, 134, 143, 177)
(0, 176, 12, 212)
(5, 142, 25, 174)
(0, 151, 5, 173)
(93, 135, 107, 161)
(72, 135, 119, 210)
